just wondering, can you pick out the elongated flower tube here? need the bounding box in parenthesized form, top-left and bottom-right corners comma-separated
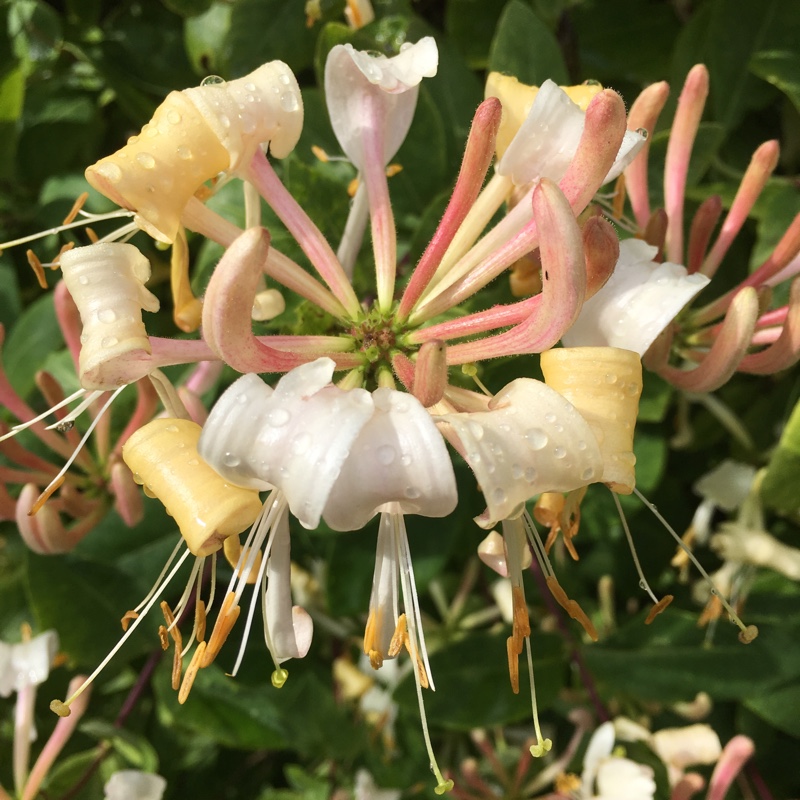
(540, 347, 642, 494)
(122, 418, 263, 556)
(86, 62, 303, 243)
(60, 243, 159, 390)
(562, 239, 710, 356)
(442, 378, 603, 528)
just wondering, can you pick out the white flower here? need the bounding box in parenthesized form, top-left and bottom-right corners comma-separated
(581, 722, 656, 800)
(651, 724, 722, 786)
(0, 631, 58, 698)
(494, 80, 645, 187)
(325, 38, 438, 170)
(104, 770, 166, 800)
(354, 769, 401, 800)
(562, 239, 710, 356)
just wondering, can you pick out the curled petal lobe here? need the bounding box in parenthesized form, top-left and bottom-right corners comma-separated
(60, 243, 159, 390)
(325, 38, 438, 168)
(442, 378, 603, 528)
(122, 418, 263, 556)
(323, 388, 457, 531)
(0, 631, 59, 697)
(563, 239, 710, 356)
(104, 771, 167, 800)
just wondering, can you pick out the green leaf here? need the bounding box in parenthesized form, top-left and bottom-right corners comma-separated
(0, 62, 24, 179)
(80, 720, 160, 771)
(745, 679, 800, 736)
(184, 2, 233, 75)
(161, 0, 213, 17)
(395, 631, 565, 730)
(3, 292, 63, 399)
(445, 0, 504, 70)
(638, 372, 673, 424)
(488, 0, 568, 86)
(761, 398, 800, 515)
(751, 50, 800, 115)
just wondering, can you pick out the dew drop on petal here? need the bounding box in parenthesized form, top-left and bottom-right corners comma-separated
(605, 373, 618, 384)
(268, 407, 290, 427)
(400, 453, 412, 466)
(187, 458, 199, 466)
(165, 424, 179, 433)
(102, 163, 123, 183)
(176, 145, 192, 160)
(244, 82, 256, 92)
(524, 467, 537, 483)
(525, 429, 548, 450)
(577, 440, 587, 451)
(98, 308, 116, 323)
(581, 467, 594, 481)
(554, 447, 566, 459)
(544, 413, 557, 424)
(280, 91, 299, 112)
(377, 445, 396, 465)
(405, 486, 421, 499)
(78, 275, 89, 285)
(136, 152, 156, 170)
(202, 75, 225, 86)
(511, 463, 523, 479)
(101, 336, 119, 348)
(492, 487, 507, 504)
(167, 110, 181, 125)
(223, 452, 241, 468)
(468, 421, 484, 440)
(291, 432, 311, 455)
(236, 393, 248, 404)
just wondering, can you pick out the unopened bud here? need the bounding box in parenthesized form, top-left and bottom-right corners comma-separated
(582, 216, 619, 299)
(413, 340, 447, 407)
(110, 460, 144, 527)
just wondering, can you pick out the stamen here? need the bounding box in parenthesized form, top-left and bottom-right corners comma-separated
(633, 487, 758, 643)
(27, 249, 48, 289)
(201, 592, 241, 667)
(50, 547, 192, 716)
(158, 625, 169, 650)
(0, 209, 135, 252)
(460, 364, 493, 398)
(86, 228, 99, 243)
(545, 576, 599, 641)
(0, 387, 87, 442)
(62, 192, 89, 225)
(387, 613, 406, 658)
(28, 475, 65, 516)
(611, 491, 674, 618)
(178, 641, 207, 704)
(120, 610, 139, 631)
(524, 638, 552, 757)
(195, 600, 207, 643)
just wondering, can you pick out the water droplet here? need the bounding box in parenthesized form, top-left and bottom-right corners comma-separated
(280, 91, 299, 112)
(176, 145, 192, 160)
(544, 413, 557, 424)
(202, 75, 225, 86)
(577, 440, 587, 450)
(554, 447, 566, 459)
(98, 308, 116, 323)
(167, 109, 181, 125)
(581, 467, 594, 480)
(400, 454, 412, 466)
(467, 421, 484, 440)
(467, 451, 481, 464)
(78, 275, 89, 285)
(627, 383, 639, 396)
(524, 467, 537, 483)
(165, 424, 179, 433)
(187, 458, 199, 466)
(136, 152, 156, 169)
(223, 452, 240, 468)
(279, 73, 292, 86)
(240, 115, 256, 135)
(405, 486, 421, 499)
(636, 127, 649, 139)
(101, 336, 119, 348)
(244, 82, 257, 92)
(268, 407, 290, 427)
(525, 429, 548, 450)
(377, 445, 396, 465)
(492, 487, 507, 504)
(102, 163, 123, 183)
(604, 373, 617, 384)
(554, 423, 564, 433)
(639, 579, 647, 590)
(236, 393, 248, 404)
(218, 113, 231, 129)
(511, 463, 523, 479)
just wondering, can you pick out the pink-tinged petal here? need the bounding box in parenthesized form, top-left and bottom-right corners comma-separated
(670, 774, 706, 800)
(391, 351, 415, 392)
(562, 239, 709, 356)
(408, 298, 533, 344)
(324, 38, 437, 168)
(748, 212, 800, 287)
(442, 378, 602, 528)
(664, 65, 709, 264)
(60, 243, 159, 390)
(323, 388, 457, 530)
(707, 736, 754, 800)
(701, 141, 780, 278)
(201, 228, 310, 373)
(583, 215, 619, 299)
(248, 152, 361, 317)
(687, 195, 723, 273)
(399, 97, 502, 319)
(110, 460, 144, 527)
(625, 80, 670, 230)
(53, 280, 82, 369)
(738, 276, 800, 374)
(446, 178, 587, 363)
(265, 510, 313, 663)
(654, 287, 759, 391)
(477, 530, 509, 577)
(412, 340, 447, 407)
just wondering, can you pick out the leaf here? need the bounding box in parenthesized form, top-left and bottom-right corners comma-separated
(394, 631, 565, 730)
(184, 2, 233, 75)
(745, 679, 800, 736)
(0, 62, 25, 179)
(80, 720, 160, 771)
(761, 397, 800, 515)
(638, 372, 673, 424)
(445, 0, 504, 70)
(488, 0, 568, 86)
(751, 50, 800, 115)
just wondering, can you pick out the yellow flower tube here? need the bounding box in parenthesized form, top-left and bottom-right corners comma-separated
(122, 418, 263, 556)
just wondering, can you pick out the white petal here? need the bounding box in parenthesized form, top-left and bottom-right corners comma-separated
(442, 379, 602, 528)
(324, 38, 438, 169)
(693, 460, 756, 511)
(595, 758, 656, 800)
(104, 771, 167, 800)
(581, 721, 616, 793)
(323, 388, 457, 531)
(651, 724, 722, 772)
(496, 81, 646, 188)
(265, 509, 313, 662)
(562, 239, 710, 355)
(364, 510, 400, 659)
(0, 631, 59, 697)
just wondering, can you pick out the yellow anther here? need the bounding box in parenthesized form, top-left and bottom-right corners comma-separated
(612, 173, 626, 220)
(506, 635, 520, 694)
(56, 241, 75, 264)
(347, 177, 359, 198)
(50, 699, 71, 718)
(388, 613, 407, 658)
(158, 625, 169, 651)
(368, 649, 384, 670)
(178, 641, 206, 704)
(201, 591, 240, 667)
(530, 737, 553, 757)
(311, 144, 329, 162)
(28, 475, 66, 516)
(271, 668, 289, 688)
(195, 600, 207, 643)
(62, 192, 89, 225)
(645, 594, 674, 625)
(26, 249, 47, 289)
(120, 610, 139, 631)
(555, 773, 581, 793)
(172, 641, 183, 690)
(546, 576, 599, 641)
(85, 227, 98, 243)
(385, 163, 402, 178)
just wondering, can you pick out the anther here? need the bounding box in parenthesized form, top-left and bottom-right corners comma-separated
(28, 475, 66, 516)
(271, 668, 289, 688)
(50, 699, 71, 718)
(62, 192, 89, 225)
(645, 594, 674, 624)
(545, 576, 598, 641)
(26, 249, 48, 289)
(201, 591, 240, 667)
(120, 610, 139, 631)
(195, 600, 207, 643)
(158, 625, 169, 651)
(178, 641, 207, 704)
(388, 613, 407, 658)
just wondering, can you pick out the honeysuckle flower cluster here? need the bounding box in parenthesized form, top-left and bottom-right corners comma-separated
(2, 36, 780, 794)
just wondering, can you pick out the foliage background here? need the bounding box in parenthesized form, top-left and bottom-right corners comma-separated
(1, 0, 800, 797)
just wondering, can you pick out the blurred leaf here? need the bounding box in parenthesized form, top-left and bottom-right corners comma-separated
(3, 292, 62, 399)
(8, 0, 63, 63)
(749, 179, 800, 269)
(0, 63, 24, 179)
(488, 0, 568, 86)
(745, 679, 800, 736)
(751, 50, 800, 115)
(395, 631, 564, 730)
(26, 551, 149, 666)
(184, 2, 233, 75)
(638, 372, 673, 424)
(162, 0, 213, 17)
(81, 719, 160, 771)
(761, 397, 800, 515)
(632, 429, 667, 493)
(154, 662, 288, 750)
(445, 0, 504, 70)
(0, 262, 22, 329)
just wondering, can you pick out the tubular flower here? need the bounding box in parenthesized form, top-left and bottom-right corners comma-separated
(617, 64, 800, 391)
